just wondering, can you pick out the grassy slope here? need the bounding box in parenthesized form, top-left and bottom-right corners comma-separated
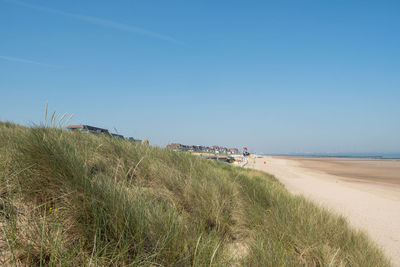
(0, 122, 390, 266)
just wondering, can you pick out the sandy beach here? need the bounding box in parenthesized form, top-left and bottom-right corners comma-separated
(247, 156, 400, 266)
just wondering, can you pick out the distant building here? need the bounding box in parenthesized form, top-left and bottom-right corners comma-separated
(111, 133, 124, 139)
(166, 143, 239, 154)
(167, 143, 183, 150)
(228, 148, 239, 154)
(66, 125, 146, 142)
(128, 137, 142, 143)
(66, 125, 110, 135)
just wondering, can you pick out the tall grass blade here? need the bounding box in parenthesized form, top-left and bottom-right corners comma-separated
(58, 113, 67, 126)
(50, 110, 56, 126)
(44, 102, 48, 123)
(65, 114, 74, 126)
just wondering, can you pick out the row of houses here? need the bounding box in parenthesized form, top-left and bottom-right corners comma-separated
(167, 143, 239, 154)
(66, 125, 143, 143)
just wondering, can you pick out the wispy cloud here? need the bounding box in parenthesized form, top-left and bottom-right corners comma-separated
(4, 0, 182, 44)
(0, 55, 60, 67)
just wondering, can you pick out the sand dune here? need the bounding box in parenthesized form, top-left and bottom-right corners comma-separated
(247, 156, 400, 266)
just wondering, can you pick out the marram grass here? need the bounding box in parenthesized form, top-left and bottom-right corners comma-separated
(0, 121, 391, 266)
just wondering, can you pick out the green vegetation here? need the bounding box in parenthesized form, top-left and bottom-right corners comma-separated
(0, 121, 390, 266)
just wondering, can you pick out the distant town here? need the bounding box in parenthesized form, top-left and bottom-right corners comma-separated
(167, 143, 239, 154)
(66, 125, 241, 155)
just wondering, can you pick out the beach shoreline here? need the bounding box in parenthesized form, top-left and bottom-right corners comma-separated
(247, 155, 400, 266)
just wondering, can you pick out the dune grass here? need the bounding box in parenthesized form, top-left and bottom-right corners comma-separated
(0, 121, 390, 266)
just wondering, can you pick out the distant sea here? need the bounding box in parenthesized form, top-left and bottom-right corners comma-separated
(263, 153, 400, 160)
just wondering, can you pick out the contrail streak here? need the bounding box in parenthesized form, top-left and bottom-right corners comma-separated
(0, 55, 60, 67)
(4, 0, 182, 44)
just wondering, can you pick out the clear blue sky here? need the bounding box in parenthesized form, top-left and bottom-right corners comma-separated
(1, 0, 399, 154)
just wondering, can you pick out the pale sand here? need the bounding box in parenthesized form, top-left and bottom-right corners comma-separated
(246, 156, 400, 266)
